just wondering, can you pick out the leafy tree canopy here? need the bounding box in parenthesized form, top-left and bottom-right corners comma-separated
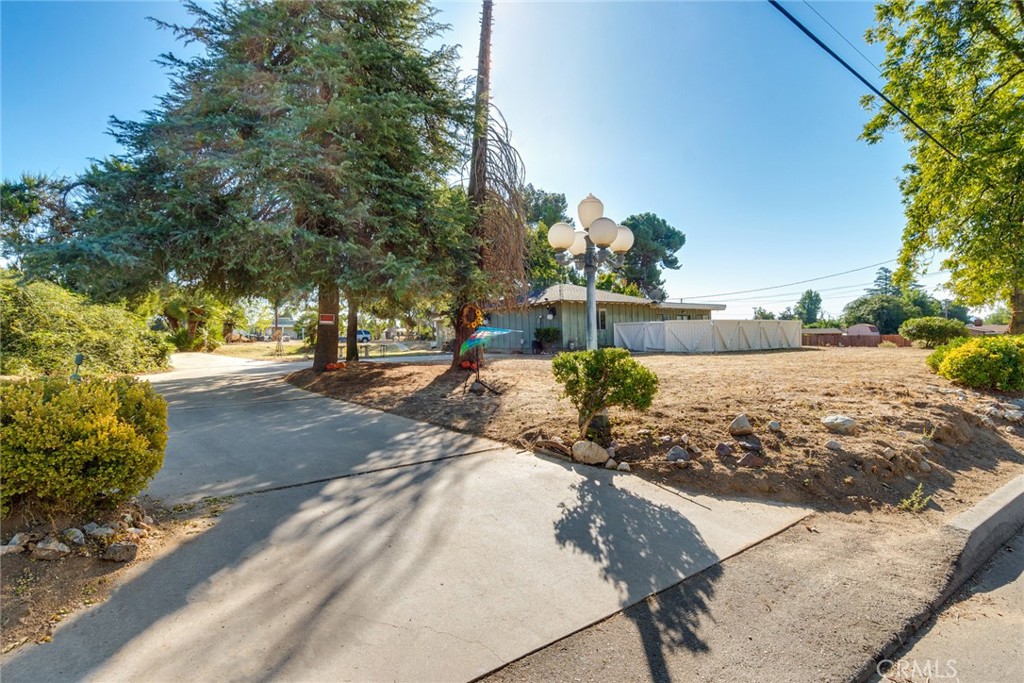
(753, 307, 776, 320)
(619, 212, 686, 299)
(863, 0, 1024, 332)
(794, 289, 822, 324)
(842, 294, 920, 334)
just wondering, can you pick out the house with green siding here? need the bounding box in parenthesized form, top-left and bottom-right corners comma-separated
(483, 284, 726, 351)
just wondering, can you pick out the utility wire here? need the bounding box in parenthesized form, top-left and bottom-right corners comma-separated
(767, 0, 962, 161)
(683, 258, 896, 299)
(801, 0, 882, 75)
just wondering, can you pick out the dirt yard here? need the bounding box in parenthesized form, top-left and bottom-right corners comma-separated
(288, 347, 1023, 515)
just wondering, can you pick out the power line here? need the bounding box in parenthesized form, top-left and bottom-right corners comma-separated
(801, 0, 882, 75)
(767, 0, 962, 161)
(682, 258, 897, 299)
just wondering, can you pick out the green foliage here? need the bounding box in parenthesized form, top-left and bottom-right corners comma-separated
(899, 317, 968, 348)
(867, 267, 902, 297)
(842, 294, 919, 334)
(0, 377, 167, 515)
(925, 336, 971, 372)
(551, 348, 659, 438)
(526, 222, 582, 291)
(863, 2, 1024, 332)
(985, 306, 1011, 325)
(534, 327, 561, 344)
(897, 484, 932, 513)
(935, 336, 1024, 391)
(752, 307, 776, 320)
(596, 272, 642, 297)
(794, 289, 822, 324)
(0, 271, 172, 376)
(619, 213, 686, 299)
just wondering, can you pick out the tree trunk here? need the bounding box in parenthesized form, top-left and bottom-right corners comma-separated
(451, 0, 493, 369)
(345, 295, 360, 362)
(312, 282, 340, 371)
(1010, 287, 1024, 335)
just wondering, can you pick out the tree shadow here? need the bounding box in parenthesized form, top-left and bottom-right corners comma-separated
(553, 475, 723, 682)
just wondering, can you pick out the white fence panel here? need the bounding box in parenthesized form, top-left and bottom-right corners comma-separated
(613, 319, 804, 353)
(613, 323, 647, 351)
(664, 321, 715, 353)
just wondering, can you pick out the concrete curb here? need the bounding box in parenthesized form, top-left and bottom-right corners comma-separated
(853, 474, 1024, 682)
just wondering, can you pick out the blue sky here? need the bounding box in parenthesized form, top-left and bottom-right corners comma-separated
(1, 1, 951, 317)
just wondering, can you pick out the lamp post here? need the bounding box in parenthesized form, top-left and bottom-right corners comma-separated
(547, 194, 634, 350)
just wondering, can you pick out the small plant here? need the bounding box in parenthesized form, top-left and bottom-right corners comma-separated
(0, 377, 167, 516)
(551, 348, 659, 439)
(899, 317, 968, 348)
(878, 340, 897, 348)
(897, 483, 932, 512)
(534, 327, 561, 344)
(933, 335, 1024, 391)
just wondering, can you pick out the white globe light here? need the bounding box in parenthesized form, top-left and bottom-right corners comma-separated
(546, 222, 575, 251)
(567, 230, 587, 256)
(588, 217, 618, 248)
(577, 194, 604, 229)
(610, 225, 634, 253)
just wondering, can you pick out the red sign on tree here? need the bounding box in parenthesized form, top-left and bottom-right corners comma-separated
(319, 314, 336, 325)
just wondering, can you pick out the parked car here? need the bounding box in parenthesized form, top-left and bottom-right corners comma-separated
(347, 329, 371, 343)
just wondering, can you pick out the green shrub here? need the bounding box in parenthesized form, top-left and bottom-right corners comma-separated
(934, 335, 1024, 391)
(0, 271, 173, 376)
(878, 340, 898, 348)
(898, 316, 968, 348)
(534, 326, 561, 344)
(926, 336, 971, 372)
(0, 377, 167, 516)
(551, 348, 659, 438)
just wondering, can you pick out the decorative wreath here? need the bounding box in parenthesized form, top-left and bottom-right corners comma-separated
(461, 304, 484, 330)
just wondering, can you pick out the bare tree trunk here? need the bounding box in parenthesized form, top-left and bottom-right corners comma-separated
(451, 0, 493, 370)
(312, 282, 339, 371)
(345, 294, 360, 362)
(1010, 287, 1024, 335)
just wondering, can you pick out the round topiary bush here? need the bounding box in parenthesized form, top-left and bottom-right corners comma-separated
(899, 316, 968, 348)
(934, 335, 1024, 391)
(551, 347, 659, 438)
(0, 377, 168, 516)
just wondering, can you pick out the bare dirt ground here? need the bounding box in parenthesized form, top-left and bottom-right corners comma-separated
(287, 347, 1024, 516)
(0, 497, 231, 654)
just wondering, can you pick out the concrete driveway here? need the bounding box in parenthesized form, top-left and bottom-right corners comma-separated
(3, 354, 809, 682)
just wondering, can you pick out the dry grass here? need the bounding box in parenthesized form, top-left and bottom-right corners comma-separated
(288, 347, 1023, 514)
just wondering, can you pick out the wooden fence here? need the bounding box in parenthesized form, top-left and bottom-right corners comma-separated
(802, 333, 911, 348)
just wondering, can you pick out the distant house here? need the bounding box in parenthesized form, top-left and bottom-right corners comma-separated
(484, 283, 726, 351)
(846, 323, 880, 336)
(801, 327, 843, 335)
(967, 323, 1009, 336)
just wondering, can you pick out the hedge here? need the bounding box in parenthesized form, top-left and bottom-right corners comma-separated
(928, 335, 1024, 391)
(0, 377, 168, 516)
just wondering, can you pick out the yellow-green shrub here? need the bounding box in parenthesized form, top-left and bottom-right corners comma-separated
(1, 377, 167, 515)
(934, 335, 1024, 391)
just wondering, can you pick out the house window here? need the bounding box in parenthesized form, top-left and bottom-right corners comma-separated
(598, 309, 607, 331)
(676, 315, 689, 321)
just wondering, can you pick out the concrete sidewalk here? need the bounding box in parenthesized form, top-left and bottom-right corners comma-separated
(875, 530, 1024, 683)
(3, 354, 810, 682)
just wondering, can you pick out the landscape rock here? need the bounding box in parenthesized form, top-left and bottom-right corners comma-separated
(822, 415, 857, 435)
(88, 526, 115, 539)
(736, 453, 764, 468)
(919, 458, 933, 473)
(127, 527, 148, 539)
(468, 381, 485, 395)
(0, 545, 24, 555)
(62, 528, 86, 546)
(616, 462, 631, 472)
(767, 420, 782, 432)
(687, 444, 702, 457)
(604, 458, 618, 470)
(101, 542, 138, 563)
(82, 522, 99, 535)
(675, 459, 691, 469)
(880, 447, 896, 461)
(660, 435, 672, 442)
(825, 440, 843, 451)
(728, 414, 754, 436)
(32, 538, 71, 561)
(571, 440, 609, 466)
(736, 436, 763, 452)
(1005, 410, 1024, 424)
(7, 532, 33, 547)
(715, 442, 734, 458)
(667, 445, 690, 463)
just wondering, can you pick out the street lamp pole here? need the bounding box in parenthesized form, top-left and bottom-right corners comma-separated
(546, 194, 635, 351)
